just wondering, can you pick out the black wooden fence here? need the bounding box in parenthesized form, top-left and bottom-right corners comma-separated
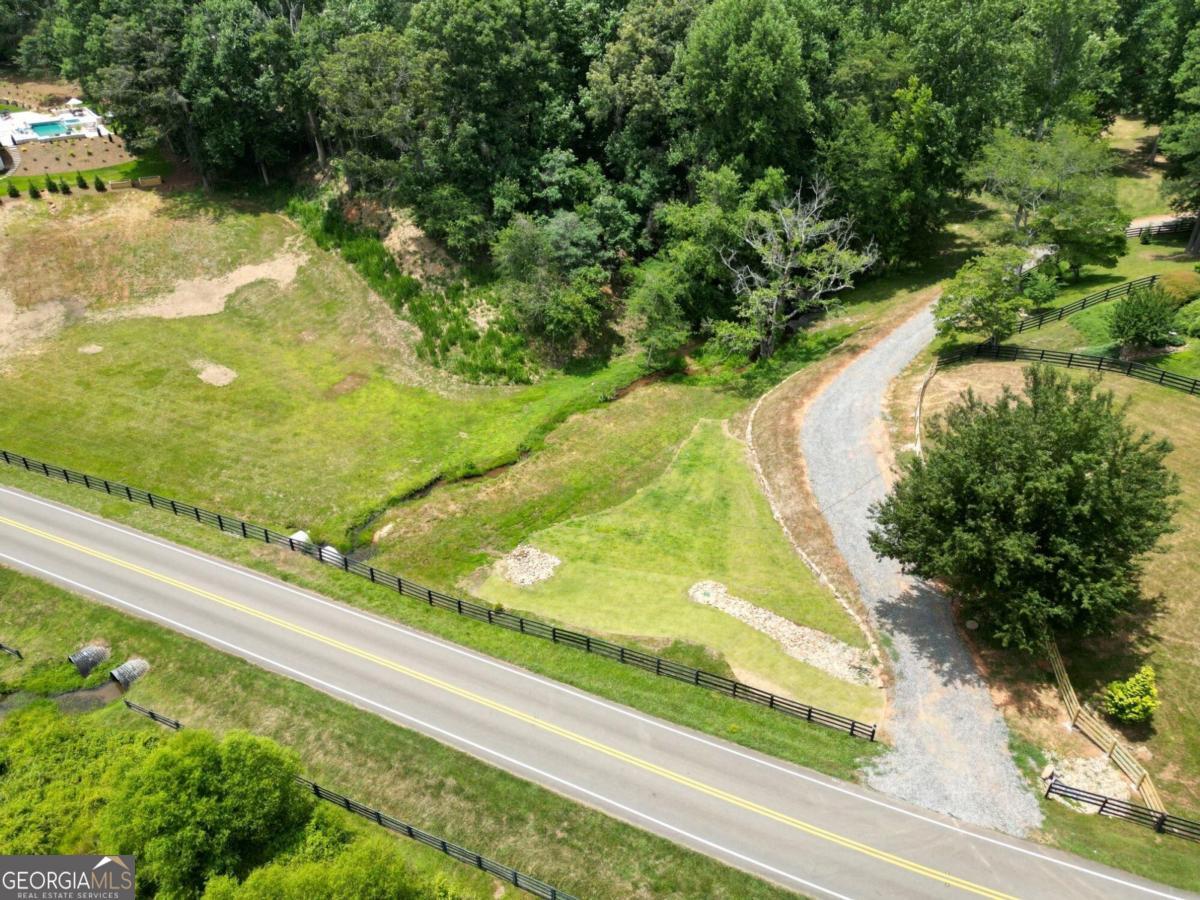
(1124, 217, 1196, 239)
(936, 343, 1200, 397)
(0, 642, 22, 660)
(124, 699, 181, 729)
(1, 449, 876, 740)
(1045, 779, 1200, 842)
(122, 702, 576, 899)
(1014, 275, 1159, 333)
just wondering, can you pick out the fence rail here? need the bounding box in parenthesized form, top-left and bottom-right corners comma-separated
(123, 699, 182, 729)
(122, 702, 575, 899)
(936, 343, 1200, 397)
(0, 642, 22, 660)
(1124, 217, 1196, 239)
(1015, 275, 1159, 333)
(297, 778, 577, 899)
(1, 449, 875, 740)
(1045, 779, 1199, 841)
(1043, 642, 1164, 811)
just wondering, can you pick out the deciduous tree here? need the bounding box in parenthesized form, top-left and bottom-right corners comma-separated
(934, 245, 1031, 342)
(722, 180, 876, 359)
(869, 365, 1179, 650)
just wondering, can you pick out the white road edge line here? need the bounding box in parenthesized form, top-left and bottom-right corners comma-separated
(0, 549, 859, 900)
(0, 485, 1186, 899)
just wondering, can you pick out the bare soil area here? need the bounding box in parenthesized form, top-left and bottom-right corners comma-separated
(190, 359, 238, 387)
(10, 134, 136, 178)
(102, 241, 307, 322)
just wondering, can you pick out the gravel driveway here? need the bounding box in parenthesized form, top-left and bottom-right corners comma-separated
(800, 305, 1043, 836)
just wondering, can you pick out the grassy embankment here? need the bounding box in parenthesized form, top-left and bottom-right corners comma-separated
(475, 419, 880, 722)
(0, 186, 885, 773)
(0, 568, 799, 900)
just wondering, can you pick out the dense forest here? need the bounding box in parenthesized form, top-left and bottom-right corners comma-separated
(3, 0, 1198, 375)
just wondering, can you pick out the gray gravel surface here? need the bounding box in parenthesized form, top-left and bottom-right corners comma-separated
(800, 305, 1044, 836)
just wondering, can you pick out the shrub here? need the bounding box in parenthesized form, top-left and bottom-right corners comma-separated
(1021, 269, 1060, 306)
(1175, 300, 1200, 337)
(6, 182, 18, 198)
(1101, 665, 1161, 723)
(1109, 286, 1179, 349)
(1158, 270, 1200, 308)
(75, 171, 87, 189)
(58, 179, 70, 195)
(27, 184, 40, 199)
(93, 174, 106, 191)
(44, 176, 58, 193)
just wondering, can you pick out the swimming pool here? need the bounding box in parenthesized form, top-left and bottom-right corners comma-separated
(31, 121, 68, 137)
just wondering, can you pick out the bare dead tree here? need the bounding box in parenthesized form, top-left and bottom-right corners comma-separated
(722, 179, 876, 359)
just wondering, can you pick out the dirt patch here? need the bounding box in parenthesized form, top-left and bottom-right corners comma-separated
(77, 343, 103, 354)
(327, 373, 367, 397)
(191, 359, 237, 386)
(0, 289, 82, 368)
(496, 545, 561, 586)
(383, 209, 452, 280)
(688, 581, 878, 686)
(1129, 213, 1191, 228)
(107, 243, 307, 321)
(921, 363, 1025, 422)
(0, 76, 81, 111)
(9, 134, 136, 179)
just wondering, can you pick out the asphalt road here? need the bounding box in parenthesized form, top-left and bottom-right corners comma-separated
(0, 484, 1191, 900)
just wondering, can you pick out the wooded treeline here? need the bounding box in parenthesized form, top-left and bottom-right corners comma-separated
(3, 0, 1198, 366)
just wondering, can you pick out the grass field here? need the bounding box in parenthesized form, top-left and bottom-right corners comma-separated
(0, 189, 647, 544)
(0, 567, 800, 899)
(477, 419, 882, 722)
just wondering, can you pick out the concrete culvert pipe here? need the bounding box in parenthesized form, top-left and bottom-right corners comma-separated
(67, 643, 110, 676)
(109, 658, 150, 690)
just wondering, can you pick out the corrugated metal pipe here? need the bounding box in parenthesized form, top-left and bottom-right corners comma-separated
(67, 643, 110, 676)
(109, 658, 150, 689)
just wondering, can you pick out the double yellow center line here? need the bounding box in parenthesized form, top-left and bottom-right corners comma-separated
(0, 513, 1016, 899)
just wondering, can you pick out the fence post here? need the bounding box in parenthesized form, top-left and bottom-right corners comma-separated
(1156, 813, 1168, 833)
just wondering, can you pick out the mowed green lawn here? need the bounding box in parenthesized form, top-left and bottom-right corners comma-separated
(1105, 116, 1168, 221)
(0, 191, 643, 544)
(477, 419, 882, 723)
(0, 568, 798, 900)
(1013, 237, 1200, 376)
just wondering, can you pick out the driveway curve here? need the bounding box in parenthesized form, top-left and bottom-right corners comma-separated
(800, 304, 1043, 836)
